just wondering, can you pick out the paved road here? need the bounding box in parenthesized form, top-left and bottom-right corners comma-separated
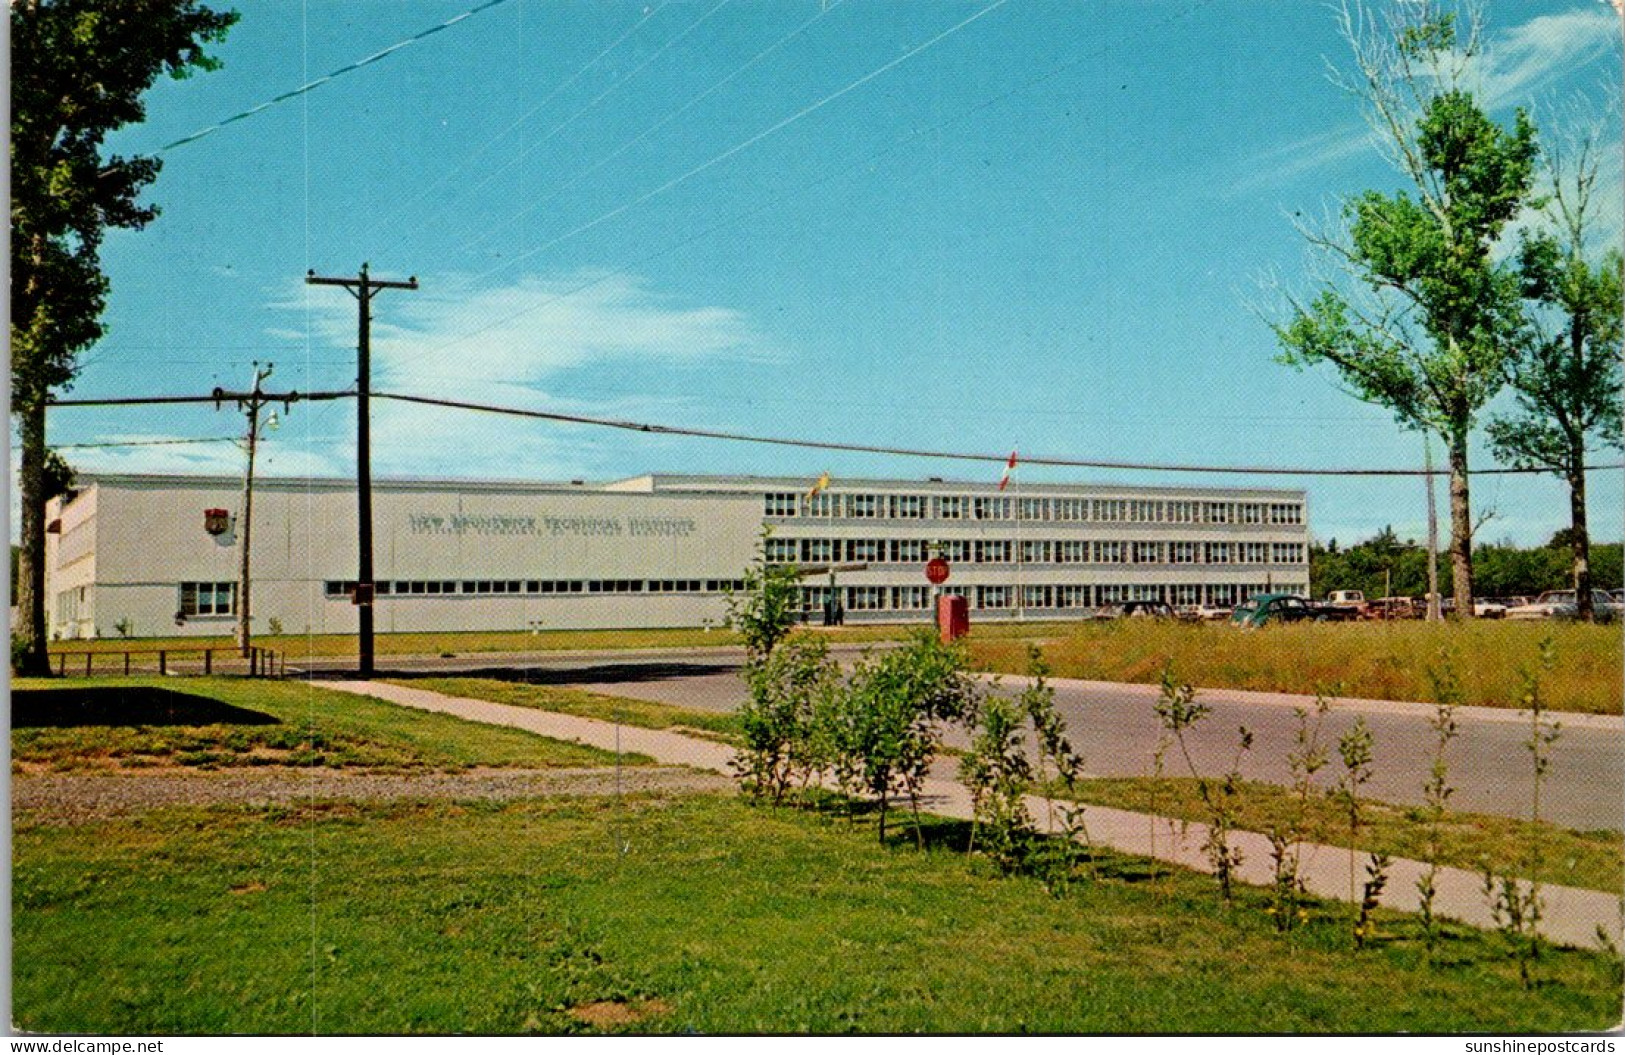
(305, 648, 1624, 832)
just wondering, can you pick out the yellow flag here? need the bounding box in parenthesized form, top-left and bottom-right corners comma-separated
(806, 471, 831, 500)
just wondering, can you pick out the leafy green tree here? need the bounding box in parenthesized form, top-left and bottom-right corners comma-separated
(734, 636, 837, 803)
(1487, 114, 1623, 621)
(11, 0, 238, 674)
(725, 529, 804, 660)
(1275, 4, 1538, 618)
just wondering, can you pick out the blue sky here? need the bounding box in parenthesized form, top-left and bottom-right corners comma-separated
(36, 0, 1625, 548)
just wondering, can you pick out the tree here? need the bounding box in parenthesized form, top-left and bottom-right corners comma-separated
(1486, 111, 1623, 621)
(1274, 2, 1538, 619)
(11, 0, 238, 674)
(725, 529, 804, 660)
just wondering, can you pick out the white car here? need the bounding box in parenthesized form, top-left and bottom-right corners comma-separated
(1471, 598, 1507, 619)
(1506, 590, 1619, 622)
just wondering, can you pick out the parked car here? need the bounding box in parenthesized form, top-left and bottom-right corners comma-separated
(1364, 596, 1421, 620)
(1472, 598, 1507, 619)
(1230, 593, 1322, 628)
(1192, 603, 1233, 621)
(1504, 589, 1620, 622)
(1322, 590, 1369, 619)
(1119, 600, 1177, 619)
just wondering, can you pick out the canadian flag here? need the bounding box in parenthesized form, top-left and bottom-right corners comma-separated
(997, 451, 1017, 492)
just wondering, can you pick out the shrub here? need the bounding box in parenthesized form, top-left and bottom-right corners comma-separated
(734, 636, 838, 804)
(725, 528, 803, 659)
(827, 632, 979, 846)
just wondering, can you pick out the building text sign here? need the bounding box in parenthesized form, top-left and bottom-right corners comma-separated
(407, 513, 696, 538)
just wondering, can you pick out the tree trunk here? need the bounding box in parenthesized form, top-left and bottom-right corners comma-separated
(1570, 459, 1593, 621)
(1447, 428, 1474, 619)
(15, 400, 52, 675)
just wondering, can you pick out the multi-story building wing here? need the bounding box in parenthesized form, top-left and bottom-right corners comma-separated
(43, 473, 1309, 639)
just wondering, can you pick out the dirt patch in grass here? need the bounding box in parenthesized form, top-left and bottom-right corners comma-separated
(569, 998, 673, 1029)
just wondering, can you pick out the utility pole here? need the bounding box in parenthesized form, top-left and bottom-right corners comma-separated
(1424, 436, 1443, 622)
(228, 362, 281, 657)
(306, 264, 418, 678)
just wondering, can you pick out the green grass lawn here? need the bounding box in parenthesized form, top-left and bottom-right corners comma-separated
(970, 620, 1624, 713)
(1053, 777, 1623, 894)
(13, 793, 1621, 1034)
(11, 676, 644, 772)
(49, 617, 1622, 712)
(394, 677, 743, 743)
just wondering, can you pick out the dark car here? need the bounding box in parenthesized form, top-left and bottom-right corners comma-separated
(1230, 593, 1322, 628)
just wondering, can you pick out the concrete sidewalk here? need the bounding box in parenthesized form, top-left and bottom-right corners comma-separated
(330, 679, 1621, 950)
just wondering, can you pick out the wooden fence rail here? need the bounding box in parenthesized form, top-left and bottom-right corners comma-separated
(46, 647, 285, 679)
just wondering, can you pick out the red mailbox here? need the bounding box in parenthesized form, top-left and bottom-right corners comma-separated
(936, 593, 969, 643)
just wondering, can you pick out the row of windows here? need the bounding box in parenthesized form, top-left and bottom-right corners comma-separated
(765, 537, 1308, 566)
(765, 492, 1304, 526)
(798, 582, 1300, 612)
(323, 578, 747, 599)
(180, 581, 238, 617)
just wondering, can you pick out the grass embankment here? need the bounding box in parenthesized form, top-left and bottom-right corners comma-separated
(13, 794, 1620, 1034)
(10, 677, 643, 773)
(394, 677, 742, 743)
(1055, 777, 1622, 894)
(970, 620, 1624, 714)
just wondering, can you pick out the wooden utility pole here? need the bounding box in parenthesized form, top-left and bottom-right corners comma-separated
(229, 362, 280, 657)
(305, 265, 418, 678)
(1424, 436, 1442, 622)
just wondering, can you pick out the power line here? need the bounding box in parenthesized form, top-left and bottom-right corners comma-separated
(54, 437, 237, 450)
(449, 0, 735, 253)
(464, 0, 1016, 288)
(371, 2, 674, 257)
(371, 390, 1625, 479)
(158, 0, 519, 153)
(46, 389, 355, 408)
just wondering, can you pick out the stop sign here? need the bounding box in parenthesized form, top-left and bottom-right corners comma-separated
(925, 558, 950, 584)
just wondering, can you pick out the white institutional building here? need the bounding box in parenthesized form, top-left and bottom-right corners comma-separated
(43, 473, 1311, 640)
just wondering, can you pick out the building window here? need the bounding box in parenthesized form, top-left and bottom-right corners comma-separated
(800, 538, 834, 563)
(1130, 500, 1163, 523)
(891, 585, 929, 610)
(940, 539, 972, 563)
(1242, 542, 1270, 564)
(764, 492, 798, 517)
(1052, 498, 1088, 522)
(1097, 584, 1126, 604)
(765, 537, 798, 564)
(1126, 584, 1164, 602)
(1166, 500, 1197, 523)
(1207, 583, 1237, 606)
(1171, 583, 1202, 605)
(183, 581, 238, 616)
(1017, 498, 1049, 521)
(1204, 541, 1233, 564)
(1169, 541, 1200, 564)
(1055, 540, 1088, 564)
(845, 538, 881, 562)
(976, 585, 1011, 609)
(1093, 498, 1128, 522)
(1239, 503, 1264, 525)
(846, 586, 887, 611)
(1093, 540, 1125, 564)
(889, 539, 928, 563)
(1204, 501, 1232, 524)
(975, 539, 1013, 563)
(1268, 502, 1303, 525)
(804, 492, 838, 518)
(890, 494, 925, 519)
(935, 495, 964, 520)
(1272, 542, 1305, 564)
(973, 496, 1011, 521)
(846, 494, 879, 518)
(1020, 585, 1053, 609)
(1019, 539, 1051, 564)
(1056, 584, 1090, 608)
(1131, 541, 1163, 564)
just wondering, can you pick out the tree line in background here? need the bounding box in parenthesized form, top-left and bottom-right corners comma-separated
(1274, 1, 1622, 622)
(1311, 527, 1624, 603)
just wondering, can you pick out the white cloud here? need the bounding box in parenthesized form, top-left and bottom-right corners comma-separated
(268, 270, 770, 481)
(1476, 8, 1619, 112)
(1244, 6, 1620, 190)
